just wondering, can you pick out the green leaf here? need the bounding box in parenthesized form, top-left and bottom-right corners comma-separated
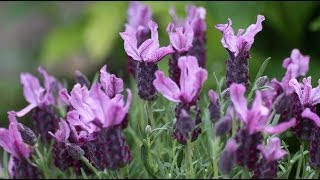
(141, 142, 159, 179)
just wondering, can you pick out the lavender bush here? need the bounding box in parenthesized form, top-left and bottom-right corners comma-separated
(1, 2, 319, 179)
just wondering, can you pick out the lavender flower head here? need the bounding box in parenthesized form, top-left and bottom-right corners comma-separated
(253, 137, 287, 179)
(230, 83, 295, 171)
(219, 139, 238, 174)
(169, 5, 206, 68)
(59, 65, 133, 170)
(16, 67, 63, 143)
(125, 1, 152, 77)
(120, 20, 174, 101)
(216, 15, 265, 87)
(0, 112, 40, 179)
(154, 55, 207, 144)
(153, 56, 207, 106)
(208, 89, 220, 123)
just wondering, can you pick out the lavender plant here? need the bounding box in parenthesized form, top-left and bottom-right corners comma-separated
(1, 1, 320, 179)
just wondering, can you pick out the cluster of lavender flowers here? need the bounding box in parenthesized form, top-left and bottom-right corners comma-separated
(0, 1, 319, 179)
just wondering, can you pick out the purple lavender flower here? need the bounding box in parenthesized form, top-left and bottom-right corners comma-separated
(16, 67, 63, 143)
(288, 77, 320, 141)
(253, 137, 287, 179)
(124, 1, 152, 77)
(74, 70, 90, 88)
(167, 22, 194, 84)
(0, 112, 40, 179)
(60, 65, 133, 170)
(230, 83, 295, 171)
(216, 15, 265, 88)
(120, 20, 174, 101)
(215, 106, 233, 137)
(169, 5, 207, 68)
(153, 56, 207, 144)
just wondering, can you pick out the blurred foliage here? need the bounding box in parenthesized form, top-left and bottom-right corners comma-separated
(1, 1, 320, 126)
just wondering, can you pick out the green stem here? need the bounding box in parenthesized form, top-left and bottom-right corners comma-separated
(169, 141, 178, 178)
(295, 144, 304, 179)
(185, 140, 194, 179)
(147, 101, 156, 128)
(80, 156, 100, 178)
(212, 138, 220, 178)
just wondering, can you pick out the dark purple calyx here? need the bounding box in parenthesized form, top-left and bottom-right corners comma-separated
(136, 61, 158, 101)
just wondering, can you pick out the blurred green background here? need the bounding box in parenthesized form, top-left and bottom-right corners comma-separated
(1, 1, 320, 127)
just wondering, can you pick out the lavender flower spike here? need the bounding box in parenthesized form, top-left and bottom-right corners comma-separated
(0, 112, 40, 179)
(216, 15, 265, 87)
(208, 89, 220, 123)
(125, 1, 152, 77)
(154, 56, 207, 144)
(120, 20, 174, 101)
(219, 139, 238, 174)
(253, 137, 287, 179)
(167, 21, 194, 85)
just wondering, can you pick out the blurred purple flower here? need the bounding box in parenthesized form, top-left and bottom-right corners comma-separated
(258, 137, 287, 162)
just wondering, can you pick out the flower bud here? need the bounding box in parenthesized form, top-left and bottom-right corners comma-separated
(74, 70, 90, 88)
(145, 125, 152, 135)
(215, 116, 232, 137)
(66, 143, 85, 160)
(17, 124, 37, 146)
(255, 76, 268, 88)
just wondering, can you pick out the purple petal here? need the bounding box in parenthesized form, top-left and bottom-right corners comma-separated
(289, 78, 303, 103)
(8, 111, 31, 159)
(119, 31, 141, 61)
(263, 118, 296, 134)
(229, 83, 248, 122)
(66, 110, 96, 134)
(99, 65, 124, 98)
(301, 108, 320, 127)
(257, 137, 287, 161)
(215, 18, 237, 54)
(8, 156, 15, 178)
(69, 84, 95, 122)
(148, 45, 174, 63)
(59, 88, 71, 106)
(178, 56, 207, 103)
(283, 49, 310, 77)
(302, 77, 312, 105)
(153, 70, 181, 102)
(38, 67, 56, 105)
(311, 79, 320, 105)
(241, 15, 265, 49)
(167, 22, 194, 52)
(16, 104, 37, 117)
(50, 119, 70, 142)
(0, 128, 13, 157)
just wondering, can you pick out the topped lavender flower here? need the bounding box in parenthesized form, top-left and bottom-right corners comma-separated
(153, 56, 207, 106)
(216, 15, 265, 87)
(215, 15, 265, 58)
(257, 137, 287, 162)
(169, 5, 206, 68)
(166, 22, 194, 53)
(120, 20, 174, 63)
(17, 67, 63, 117)
(0, 112, 31, 160)
(230, 83, 296, 135)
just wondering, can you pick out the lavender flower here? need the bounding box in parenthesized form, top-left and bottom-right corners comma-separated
(124, 1, 152, 77)
(169, 5, 207, 68)
(253, 137, 287, 179)
(167, 22, 194, 84)
(0, 112, 40, 179)
(153, 56, 207, 144)
(230, 83, 295, 171)
(16, 67, 63, 143)
(74, 70, 90, 88)
(288, 77, 320, 141)
(120, 20, 174, 101)
(216, 15, 265, 87)
(60, 65, 133, 170)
